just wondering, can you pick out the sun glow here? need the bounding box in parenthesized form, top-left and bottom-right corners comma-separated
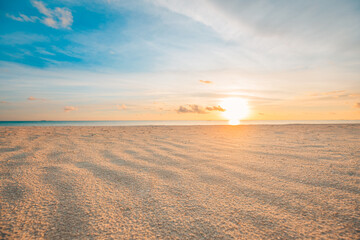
(220, 98, 250, 125)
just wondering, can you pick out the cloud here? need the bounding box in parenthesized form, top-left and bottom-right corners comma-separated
(205, 105, 225, 112)
(199, 80, 212, 84)
(153, 0, 359, 43)
(117, 104, 127, 110)
(151, 0, 360, 68)
(305, 90, 360, 101)
(308, 90, 347, 97)
(6, 13, 39, 22)
(64, 106, 77, 112)
(36, 47, 55, 55)
(0, 32, 48, 45)
(6, 0, 73, 29)
(177, 104, 206, 114)
(32, 0, 73, 29)
(354, 103, 360, 109)
(28, 96, 36, 101)
(0, 101, 9, 104)
(27, 96, 46, 101)
(177, 104, 225, 114)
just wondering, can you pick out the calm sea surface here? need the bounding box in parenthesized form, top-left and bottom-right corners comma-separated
(0, 120, 359, 126)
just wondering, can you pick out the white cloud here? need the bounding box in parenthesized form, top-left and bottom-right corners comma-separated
(55, 7, 73, 29)
(152, 0, 360, 42)
(150, 0, 360, 68)
(151, 0, 244, 40)
(6, 13, 39, 22)
(32, 0, 73, 29)
(36, 47, 55, 56)
(0, 32, 48, 45)
(32, 0, 52, 16)
(6, 0, 73, 29)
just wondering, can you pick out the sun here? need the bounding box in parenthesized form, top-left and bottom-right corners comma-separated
(219, 98, 249, 125)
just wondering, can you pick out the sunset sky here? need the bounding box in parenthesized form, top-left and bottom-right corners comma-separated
(0, 0, 359, 121)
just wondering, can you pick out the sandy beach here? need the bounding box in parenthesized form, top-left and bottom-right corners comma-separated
(0, 125, 359, 239)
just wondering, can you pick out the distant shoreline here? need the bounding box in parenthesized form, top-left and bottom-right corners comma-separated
(0, 120, 359, 127)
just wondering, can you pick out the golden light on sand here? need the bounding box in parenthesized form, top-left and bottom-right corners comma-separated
(220, 98, 249, 125)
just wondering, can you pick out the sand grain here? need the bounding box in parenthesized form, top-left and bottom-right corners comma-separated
(0, 125, 359, 239)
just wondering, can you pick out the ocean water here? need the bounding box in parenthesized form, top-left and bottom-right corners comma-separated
(0, 120, 359, 126)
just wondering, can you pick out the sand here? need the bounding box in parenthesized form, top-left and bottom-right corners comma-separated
(0, 125, 359, 239)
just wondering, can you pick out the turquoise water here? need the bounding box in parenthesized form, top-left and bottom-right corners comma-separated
(0, 120, 359, 126)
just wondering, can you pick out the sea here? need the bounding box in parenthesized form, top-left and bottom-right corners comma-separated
(0, 120, 359, 126)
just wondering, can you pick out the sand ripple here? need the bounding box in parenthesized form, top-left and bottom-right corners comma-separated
(0, 125, 359, 239)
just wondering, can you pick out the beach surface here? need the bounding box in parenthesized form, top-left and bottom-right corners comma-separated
(0, 125, 359, 239)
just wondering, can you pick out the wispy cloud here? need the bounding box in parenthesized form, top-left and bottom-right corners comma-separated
(117, 104, 127, 110)
(177, 104, 225, 114)
(0, 32, 48, 45)
(152, 0, 360, 68)
(64, 106, 77, 112)
(6, 0, 73, 29)
(27, 96, 46, 101)
(36, 47, 55, 56)
(308, 90, 347, 97)
(305, 90, 360, 100)
(6, 13, 39, 22)
(199, 80, 212, 84)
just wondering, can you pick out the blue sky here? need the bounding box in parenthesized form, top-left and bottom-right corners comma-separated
(0, 0, 359, 120)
